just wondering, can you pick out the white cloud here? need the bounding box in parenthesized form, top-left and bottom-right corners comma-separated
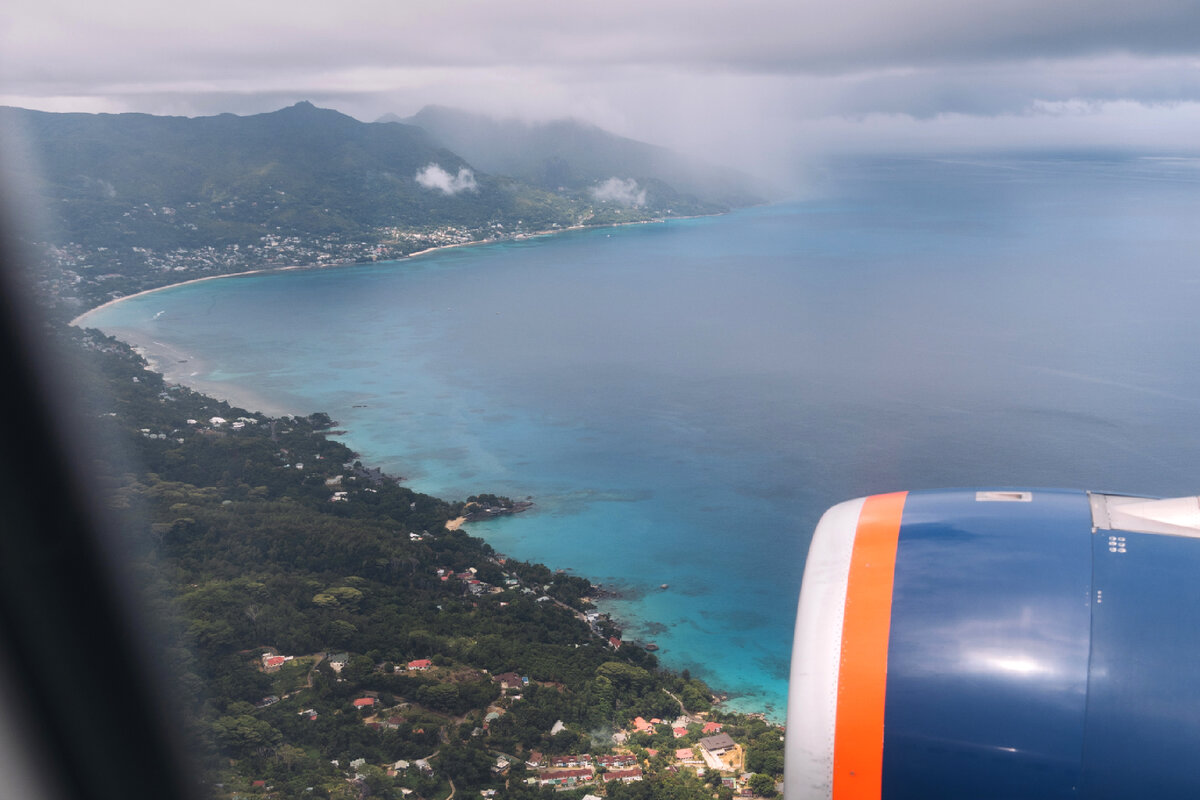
(590, 177, 646, 207)
(415, 163, 478, 195)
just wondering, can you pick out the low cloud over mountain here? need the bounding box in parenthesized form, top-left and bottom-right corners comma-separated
(415, 164, 478, 195)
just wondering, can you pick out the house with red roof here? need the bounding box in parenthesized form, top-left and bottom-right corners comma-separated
(632, 716, 655, 734)
(702, 721, 724, 734)
(261, 652, 293, 672)
(352, 697, 376, 709)
(407, 658, 433, 671)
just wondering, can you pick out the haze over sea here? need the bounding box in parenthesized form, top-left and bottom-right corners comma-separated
(81, 156, 1200, 719)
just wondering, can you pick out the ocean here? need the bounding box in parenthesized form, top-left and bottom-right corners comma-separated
(78, 155, 1200, 720)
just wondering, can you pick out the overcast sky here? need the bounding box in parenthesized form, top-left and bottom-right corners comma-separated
(4, 0, 1200, 176)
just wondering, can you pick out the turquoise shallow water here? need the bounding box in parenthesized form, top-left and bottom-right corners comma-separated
(80, 156, 1200, 719)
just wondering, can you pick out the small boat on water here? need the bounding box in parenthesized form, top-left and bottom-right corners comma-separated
(660, 583, 669, 590)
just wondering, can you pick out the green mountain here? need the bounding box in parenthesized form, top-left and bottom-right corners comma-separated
(2, 101, 584, 250)
(386, 105, 767, 208)
(7, 102, 764, 317)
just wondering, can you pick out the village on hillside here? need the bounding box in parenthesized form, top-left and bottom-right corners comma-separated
(58, 325, 786, 799)
(243, 556, 783, 798)
(257, 642, 774, 797)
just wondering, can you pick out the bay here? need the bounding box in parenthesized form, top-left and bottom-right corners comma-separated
(79, 155, 1200, 719)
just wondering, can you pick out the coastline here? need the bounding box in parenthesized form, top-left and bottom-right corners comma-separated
(69, 213, 705, 328)
(69, 209, 782, 722)
(69, 219, 675, 417)
(69, 224, 632, 414)
(71, 265, 313, 327)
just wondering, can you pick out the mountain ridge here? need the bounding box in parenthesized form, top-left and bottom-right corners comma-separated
(7, 101, 762, 316)
(388, 104, 766, 207)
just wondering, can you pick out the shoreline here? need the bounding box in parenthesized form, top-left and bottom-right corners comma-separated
(70, 224, 633, 413)
(69, 213, 715, 327)
(72, 264, 312, 326)
(68, 210, 781, 723)
(69, 218, 685, 417)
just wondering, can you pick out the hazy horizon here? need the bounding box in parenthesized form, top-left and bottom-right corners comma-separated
(5, 1, 1200, 186)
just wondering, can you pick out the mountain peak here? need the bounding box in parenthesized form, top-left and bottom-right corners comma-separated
(272, 101, 345, 120)
(285, 100, 335, 115)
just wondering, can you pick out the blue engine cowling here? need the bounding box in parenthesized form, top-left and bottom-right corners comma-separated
(785, 488, 1200, 800)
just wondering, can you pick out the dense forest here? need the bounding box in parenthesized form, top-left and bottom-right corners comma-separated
(61, 324, 785, 799)
(4, 102, 760, 322)
(5, 98, 780, 799)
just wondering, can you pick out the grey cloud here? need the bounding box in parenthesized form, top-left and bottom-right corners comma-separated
(5, 0, 1200, 167)
(8, 0, 1200, 84)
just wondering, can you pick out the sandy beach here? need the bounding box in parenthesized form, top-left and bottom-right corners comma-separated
(96, 323, 304, 417)
(69, 216, 685, 329)
(67, 217, 691, 418)
(70, 265, 316, 328)
(71, 239, 524, 330)
(68, 240, 537, 417)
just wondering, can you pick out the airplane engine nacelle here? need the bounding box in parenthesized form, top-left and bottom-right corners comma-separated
(785, 489, 1200, 800)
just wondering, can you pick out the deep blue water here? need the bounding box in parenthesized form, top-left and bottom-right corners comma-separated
(80, 155, 1200, 719)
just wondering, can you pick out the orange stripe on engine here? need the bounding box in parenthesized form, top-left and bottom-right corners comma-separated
(833, 491, 908, 800)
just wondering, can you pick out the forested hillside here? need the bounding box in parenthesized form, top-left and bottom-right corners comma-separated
(4, 102, 758, 320)
(65, 324, 784, 799)
(6, 102, 573, 248)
